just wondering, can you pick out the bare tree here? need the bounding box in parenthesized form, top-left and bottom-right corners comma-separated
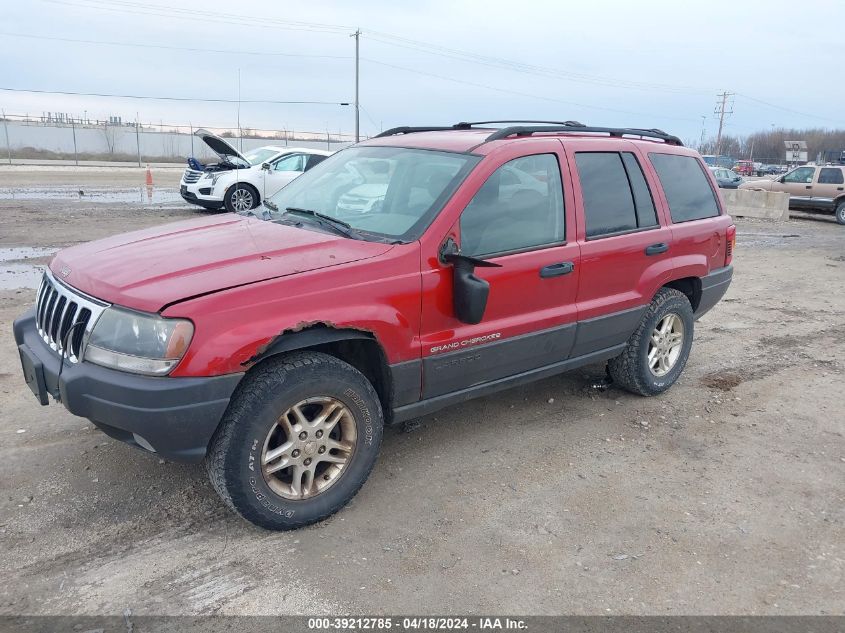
(101, 123, 117, 156)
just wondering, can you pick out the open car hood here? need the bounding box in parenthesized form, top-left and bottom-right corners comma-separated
(195, 128, 250, 167)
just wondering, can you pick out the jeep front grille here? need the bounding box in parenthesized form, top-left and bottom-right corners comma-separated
(35, 270, 109, 363)
(183, 169, 203, 183)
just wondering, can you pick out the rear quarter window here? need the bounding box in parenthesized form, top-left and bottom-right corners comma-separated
(649, 153, 720, 223)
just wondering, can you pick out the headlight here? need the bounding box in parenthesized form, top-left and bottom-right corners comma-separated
(84, 307, 194, 376)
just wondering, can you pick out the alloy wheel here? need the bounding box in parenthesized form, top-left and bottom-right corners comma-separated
(261, 397, 356, 500)
(230, 188, 254, 211)
(647, 312, 684, 377)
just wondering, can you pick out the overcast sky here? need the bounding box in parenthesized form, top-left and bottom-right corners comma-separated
(3, 0, 844, 143)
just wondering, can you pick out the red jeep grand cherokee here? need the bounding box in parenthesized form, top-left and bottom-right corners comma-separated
(14, 121, 735, 530)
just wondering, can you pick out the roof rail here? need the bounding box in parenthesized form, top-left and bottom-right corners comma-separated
(374, 122, 682, 146)
(453, 120, 586, 128)
(374, 126, 455, 138)
(486, 125, 683, 145)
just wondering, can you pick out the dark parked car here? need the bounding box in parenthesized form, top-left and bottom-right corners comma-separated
(710, 167, 743, 188)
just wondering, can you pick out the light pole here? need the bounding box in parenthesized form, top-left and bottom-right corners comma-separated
(352, 29, 361, 142)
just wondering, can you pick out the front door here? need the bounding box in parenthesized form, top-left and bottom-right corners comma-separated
(264, 153, 307, 197)
(419, 143, 580, 399)
(780, 166, 816, 209)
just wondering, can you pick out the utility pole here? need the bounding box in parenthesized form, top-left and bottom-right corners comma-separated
(135, 112, 141, 167)
(71, 117, 78, 166)
(2, 109, 11, 165)
(237, 69, 242, 152)
(699, 115, 707, 152)
(714, 91, 734, 157)
(352, 28, 360, 143)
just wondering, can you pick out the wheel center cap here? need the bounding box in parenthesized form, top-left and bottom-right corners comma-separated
(303, 441, 317, 456)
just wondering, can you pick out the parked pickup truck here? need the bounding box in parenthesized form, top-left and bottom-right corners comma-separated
(14, 121, 735, 530)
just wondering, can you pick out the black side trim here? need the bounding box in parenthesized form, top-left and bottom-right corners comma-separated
(569, 305, 646, 358)
(694, 265, 733, 319)
(389, 359, 421, 407)
(244, 327, 374, 366)
(393, 345, 625, 424)
(422, 323, 576, 399)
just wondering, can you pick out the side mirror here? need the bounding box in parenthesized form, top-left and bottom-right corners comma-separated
(440, 238, 501, 325)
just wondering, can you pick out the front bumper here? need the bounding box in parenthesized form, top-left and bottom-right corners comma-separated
(13, 308, 243, 462)
(179, 179, 225, 207)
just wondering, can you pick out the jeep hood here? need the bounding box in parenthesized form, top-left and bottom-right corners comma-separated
(195, 128, 249, 167)
(50, 214, 393, 312)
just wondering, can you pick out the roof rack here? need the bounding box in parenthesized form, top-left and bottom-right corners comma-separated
(373, 122, 682, 146)
(486, 125, 682, 145)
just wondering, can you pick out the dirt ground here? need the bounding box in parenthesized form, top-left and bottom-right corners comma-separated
(0, 168, 842, 616)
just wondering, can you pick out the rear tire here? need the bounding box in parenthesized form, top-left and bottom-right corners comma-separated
(206, 352, 384, 530)
(223, 183, 259, 213)
(835, 201, 845, 225)
(608, 288, 694, 396)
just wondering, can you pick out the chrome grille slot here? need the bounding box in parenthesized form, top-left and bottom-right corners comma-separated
(34, 270, 110, 363)
(182, 169, 203, 184)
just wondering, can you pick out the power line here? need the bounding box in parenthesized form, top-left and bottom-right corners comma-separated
(0, 32, 351, 59)
(0, 87, 350, 106)
(364, 31, 710, 96)
(735, 93, 841, 124)
(361, 58, 700, 123)
(43, 0, 352, 34)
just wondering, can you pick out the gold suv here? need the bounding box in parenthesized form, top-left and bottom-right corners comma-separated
(740, 164, 845, 224)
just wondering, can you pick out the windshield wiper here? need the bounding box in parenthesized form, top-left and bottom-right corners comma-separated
(284, 207, 358, 239)
(263, 199, 279, 211)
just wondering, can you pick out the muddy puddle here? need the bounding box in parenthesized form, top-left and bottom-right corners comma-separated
(0, 246, 58, 290)
(0, 186, 186, 206)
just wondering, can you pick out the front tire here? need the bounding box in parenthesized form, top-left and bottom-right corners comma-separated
(835, 201, 845, 225)
(223, 183, 259, 213)
(608, 288, 694, 396)
(206, 352, 384, 530)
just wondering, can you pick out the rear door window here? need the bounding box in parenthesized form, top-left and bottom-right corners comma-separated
(649, 153, 720, 223)
(575, 152, 658, 238)
(818, 168, 844, 185)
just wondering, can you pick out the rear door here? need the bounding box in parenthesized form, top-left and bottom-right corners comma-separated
(418, 141, 580, 398)
(566, 142, 673, 358)
(813, 167, 845, 210)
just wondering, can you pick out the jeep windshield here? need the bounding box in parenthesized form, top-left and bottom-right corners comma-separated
(264, 146, 480, 242)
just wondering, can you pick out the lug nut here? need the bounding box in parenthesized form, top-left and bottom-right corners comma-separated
(315, 430, 323, 438)
(292, 449, 301, 457)
(323, 474, 330, 481)
(298, 431, 307, 440)
(318, 446, 326, 454)
(304, 458, 312, 466)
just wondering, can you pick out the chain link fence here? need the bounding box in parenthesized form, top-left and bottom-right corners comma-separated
(0, 113, 356, 165)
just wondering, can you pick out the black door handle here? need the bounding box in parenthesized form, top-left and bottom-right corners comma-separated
(539, 261, 574, 278)
(838, 187, 844, 191)
(805, 185, 812, 189)
(645, 243, 669, 256)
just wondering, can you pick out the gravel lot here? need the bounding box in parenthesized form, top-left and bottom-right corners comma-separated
(0, 168, 842, 616)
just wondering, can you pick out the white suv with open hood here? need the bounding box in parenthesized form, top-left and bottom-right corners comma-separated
(180, 129, 332, 212)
